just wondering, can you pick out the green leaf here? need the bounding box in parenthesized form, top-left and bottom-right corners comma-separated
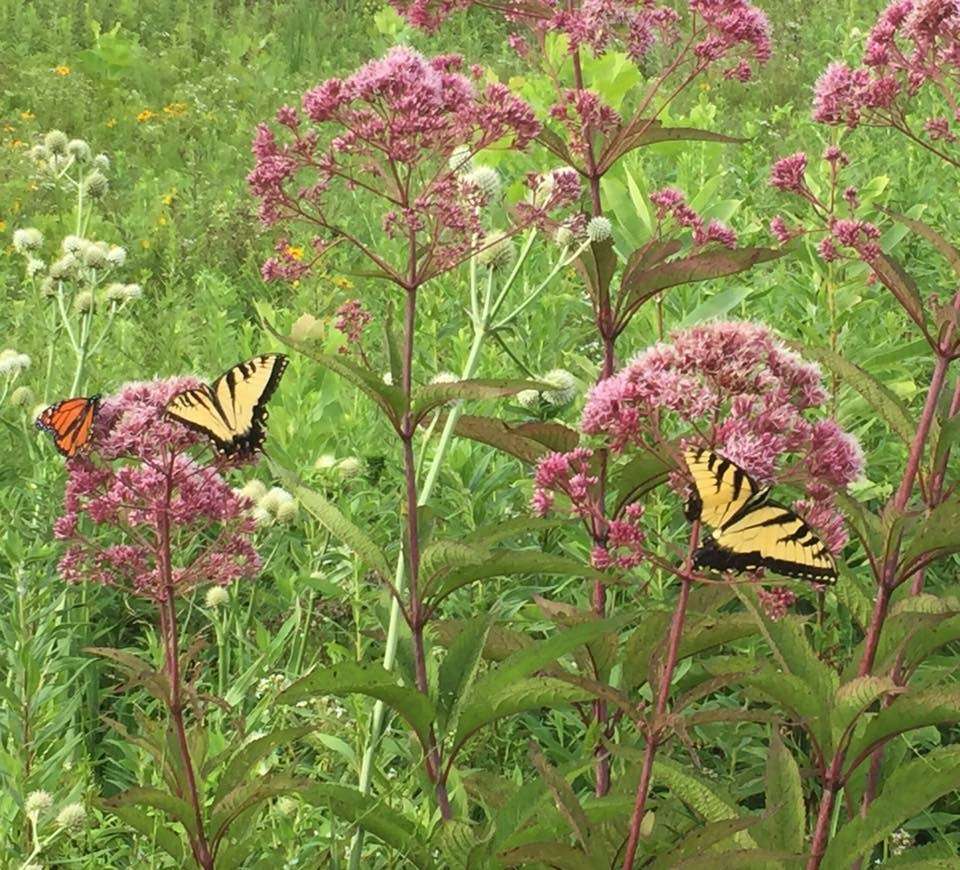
(902, 613, 960, 672)
(676, 613, 759, 661)
(822, 746, 960, 870)
(420, 540, 488, 588)
(898, 496, 960, 578)
(302, 784, 434, 869)
(264, 319, 404, 424)
(84, 646, 168, 702)
(619, 247, 783, 322)
(758, 730, 804, 854)
(572, 238, 617, 304)
(652, 757, 746, 829)
(869, 252, 928, 335)
(425, 549, 599, 606)
(452, 415, 550, 463)
(651, 816, 767, 869)
(463, 517, 572, 548)
(678, 285, 755, 328)
(383, 299, 403, 389)
(210, 774, 306, 845)
(277, 662, 436, 752)
(792, 344, 914, 444)
(609, 450, 672, 515)
(529, 743, 591, 849)
(831, 676, 899, 749)
(103, 804, 185, 864)
(845, 689, 960, 776)
(451, 677, 594, 762)
(272, 463, 391, 580)
(432, 620, 533, 662)
(98, 787, 199, 839)
(599, 120, 746, 173)
(214, 726, 313, 805)
(498, 842, 595, 870)
(412, 379, 547, 420)
(881, 208, 960, 277)
(622, 609, 672, 690)
(437, 614, 493, 738)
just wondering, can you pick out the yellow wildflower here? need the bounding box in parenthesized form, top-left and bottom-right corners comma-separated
(332, 276, 354, 290)
(157, 215, 167, 226)
(3, 125, 14, 133)
(0, 220, 6, 232)
(162, 102, 188, 117)
(700, 81, 711, 92)
(54, 65, 71, 76)
(284, 245, 304, 261)
(136, 109, 156, 124)
(9, 139, 24, 149)
(105, 117, 117, 128)
(161, 190, 176, 206)
(20, 111, 34, 121)
(140, 239, 151, 249)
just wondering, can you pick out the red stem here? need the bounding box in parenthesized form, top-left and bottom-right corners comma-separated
(622, 522, 699, 869)
(157, 464, 213, 870)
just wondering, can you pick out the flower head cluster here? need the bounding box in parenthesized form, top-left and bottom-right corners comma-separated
(757, 586, 797, 620)
(578, 321, 862, 558)
(333, 299, 373, 352)
(649, 187, 738, 248)
(250, 48, 561, 283)
(54, 379, 260, 601)
(391, 1, 770, 81)
(812, 1, 960, 145)
(532, 446, 647, 570)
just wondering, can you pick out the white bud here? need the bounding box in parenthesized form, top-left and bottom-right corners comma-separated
(49, 253, 78, 280)
(83, 170, 109, 199)
(448, 144, 473, 173)
(105, 244, 126, 266)
(55, 802, 86, 830)
(0, 350, 31, 376)
(122, 283, 143, 302)
(240, 479, 268, 501)
(252, 505, 274, 528)
(43, 129, 68, 154)
(462, 165, 501, 200)
(275, 500, 298, 523)
(587, 216, 613, 243)
(104, 282, 127, 303)
(476, 231, 517, 272)
(62, 234, 86, 253)
(205, 586, 230, 608)
(541, 368, 578, 406)
(25, 257, 45, 277)
(13, 228, 43, 252)
(80, 240, 109, 269)
(275, 796, 298, 817)
(516, 389, 540, 409)
(66, 139, 91, 162)
(554, 226, 575, 247)
(10, 386, 35, 407)
(314, 453, 338, 470)
(260, 486, 293, 514)
(93, 153, 110, 172)
(382, 371, 394, 386)
(74, 290, 95, 313)
(28, 144, 49, 163)
(430, 371, 459, 385)
(335, 457, 362, 479)
(25, 790, 53, 815)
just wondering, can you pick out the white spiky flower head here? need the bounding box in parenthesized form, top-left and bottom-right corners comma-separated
(251, 505, 274, 528)
(587, 216, 613, 243)
(93, 153, 110, 172)
(10, 386, 35, 408)
(260, 486, 294, 515)
(448, 144, 473, 173)
(105, 245, 126, 267)
(55, 802, 86, 830)
(240, 479, 268, 502)
(205, 586, 230, 608)
(104, 282, 127, 303)
(25, 257, 45, 278)
(67, 139, 91, 163)
(335, 457, 362, 479)
(13, 228, 43, 253)
(314, 453, 338, 470)
(122, 283, 143, 302)
(462, 165, 501, 200)
(25, 790, 53, 815)
(73, 290, 95, 314)
(516, 388, 540, 409)
(49, 253, 78, 280)
(43, 129, 68, 155)
(382, 371, 394, 386)
(476, 231, 517, 272)
(275, 500, 298, 523)
(62, 235, 86, 253)
(541, 368, 578, 406)
(28, 144, 49, 163)
(554, 225, 575, 248)
(82, 170, 109, 199)
(0, 350, 31, 377)
(80, 240, 109, 269)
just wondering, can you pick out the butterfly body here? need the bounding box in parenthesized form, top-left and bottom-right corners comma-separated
(36, 395, 100, 458)
(683, 448, 837, 584)
(165, 354, 288, 457)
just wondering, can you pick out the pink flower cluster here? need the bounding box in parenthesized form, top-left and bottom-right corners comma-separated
(249, 48, 559, 283)
(391, 1, 770, 81)
(812, 0, 960, 146)
(649, 187, 738, 248)
(549, 89, 621, 159)
(532, 448, 647, 570)
(757, 586, 797, 621)
(54, 379, 260, 601)
(578, 321, 862, 555)
(334, 299, 373, 352)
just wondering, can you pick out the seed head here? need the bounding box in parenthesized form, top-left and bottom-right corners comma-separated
(93, 153, 110, 172)
(587, 216, 613, 243)
(336, 457, 362, 479)
(0, 350, 31, 377)
(44, 129, 68, 155)
(49, 253, 78, 280)
(476, 231, 516, 271)
(66, 139, 91, 162)
(205, 586, 230, 608)
(554, 226, 575, 247)
(80, 240, 109, 269)
(82, 170, 109, 199)
(448, 144, 473, 173)
(105, 245, 127, 267)
(260, 486, 294, 514)
(275, 500, 298, 523)
(462, 165, 501, 200)
(240, 479, 268, 502)
(13, 227, 43, 252)
(25, 790, 53, 815)
(62, 235, 86, 253)
(541, 368, 578, 406)
(10, 386, 35, 407)
(74, 290, 95, 313)
(55, 802, 86, 830)
(26, 257, 45, 278)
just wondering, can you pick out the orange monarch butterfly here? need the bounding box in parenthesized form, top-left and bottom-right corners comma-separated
(36, 395, 100, 458)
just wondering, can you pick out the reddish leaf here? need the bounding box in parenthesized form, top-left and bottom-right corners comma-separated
(573, 239, 617, 306)
(870, 252, 928, 336)
(599, 120, 746, 173)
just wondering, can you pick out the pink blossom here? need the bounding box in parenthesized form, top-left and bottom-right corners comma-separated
(757, 586, 797, 620)
(769, 152, 808, 192)
(649, 187, 740, 250)
(769, 215, 793, 244)
(334, 299, 373, 352)
(250, 47, 549, 284)
(53, 379, 261, 601)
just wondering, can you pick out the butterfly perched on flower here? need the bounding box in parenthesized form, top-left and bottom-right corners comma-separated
(683, 448, 837, 584)
(164, 354, 288, 458)
(36, 395, 100, 458)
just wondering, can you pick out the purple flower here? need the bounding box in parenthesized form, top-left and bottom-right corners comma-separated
(769, 215, 793, 244)
(769, 152, 808, 192)
(54, 379, 261, 601)
(334, 299, 373, 353)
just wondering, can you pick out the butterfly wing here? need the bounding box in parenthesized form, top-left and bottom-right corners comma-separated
(683, 448, 765, 530)
(165, 353, 288, 456)
(694, 501, 838, 584)
(36, 395, 100, 458)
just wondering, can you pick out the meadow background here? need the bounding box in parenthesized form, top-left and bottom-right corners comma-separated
(2, 0, 959, 868)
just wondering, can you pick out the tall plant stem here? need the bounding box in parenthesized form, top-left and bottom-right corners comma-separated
(158, 493, 212, 870)
(806, 328, 955, 870)
(622, 522, 699, 870)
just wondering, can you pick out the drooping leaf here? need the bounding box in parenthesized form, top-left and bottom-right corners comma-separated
(98, 787, 199, 839)
(869, 252, 928, 335)
(302, 784, 434, 869)
(651, 757, 746, 828)
(432, 619, 533, 662)
(791, 343, 915, 444)
(830, 676, 899, 749)
(84, 646, 168, 702)
(898, 496, 960, 579)
(599, 120, 746, 173)
(452, 415, 551, 463)
(214, 726, 313, 804)
(498, 842, 595, 870)
(609, 450, 673, 515)
(678, 285, 755, 328)
(412, 378, 549, 421)
(277, 662, 436, 752)
(437, 614, 493, 738)
(529, 743, 592, 849)
(573, 238, 617, 304)
(651, 816, 767, 869)
(104, 804, 185, 864)
(420, 540, 488, 590)
(881, 208, 960, 278)
(272, 464, 391, 580)
(822, 746, 960, 870)
(210, 774, 307, 845)
(618, 247, 783, 324)
(757, 730, 805, 854)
